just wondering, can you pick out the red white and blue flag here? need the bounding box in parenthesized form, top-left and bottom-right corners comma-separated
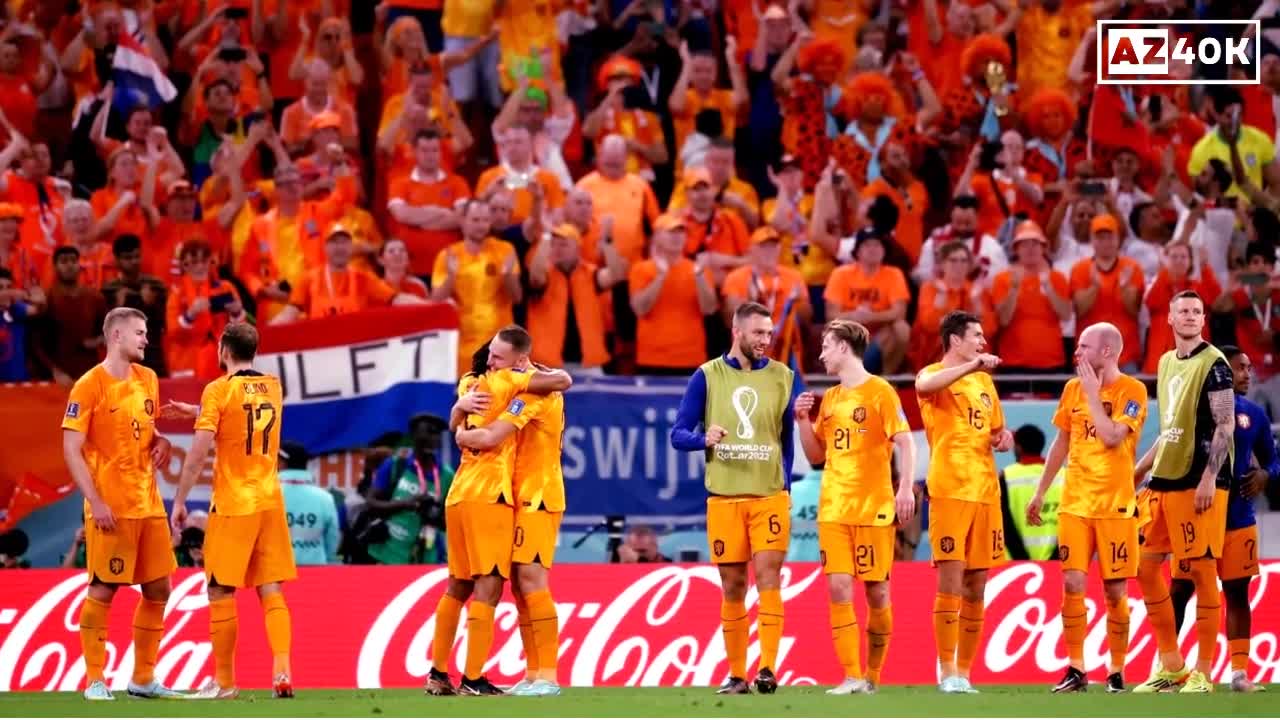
(111, 33, 178, 110)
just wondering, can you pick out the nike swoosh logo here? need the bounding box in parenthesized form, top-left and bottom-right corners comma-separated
(109, 408, 119, 413)
(1110, 566, 1125, 574)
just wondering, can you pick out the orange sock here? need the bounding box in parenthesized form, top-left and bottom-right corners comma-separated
(260, 592, 291, 677)
(78, 597, 110, 685)
(1189, 559, 1221, 673)
(524, 590, 559, 683)
(866, 605, 892, 686)
(829, 602, 862, 679)
(1105, 595, 1131, 673)
(1230, 638, 1250, 673)
(721, 600, 749, 680)
(130, 598, 166, 686)
(208, 597, 238, 688)
(463, 602, 496, 681)
(757, 589, 784, 672)
(957, 599, 985, 676)
(933, 593, 962, 675)
(1062, 591, 1087, 670)
(1137, 561, 1181, 661)
(512, 594, 538, 679)
(431, 594, 464, 674)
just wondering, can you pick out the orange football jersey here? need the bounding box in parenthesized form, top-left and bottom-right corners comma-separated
(195, 371, 285, 515)
(62, 364, 165, 519)
(814, 377, 910, 526)
(918, 363, 1004, 504)
(1052, 375, 1147, 519)
(508, 391, 566, 513)
(448, 368, 534, 506)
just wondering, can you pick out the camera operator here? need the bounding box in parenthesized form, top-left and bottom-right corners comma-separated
(361, 413, 452, 564)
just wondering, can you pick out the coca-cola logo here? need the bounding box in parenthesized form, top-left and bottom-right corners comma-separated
(357, 565, 823, 688)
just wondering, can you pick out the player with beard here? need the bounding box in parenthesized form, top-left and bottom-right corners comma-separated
(1132, 290, 1234, 693)
(671, 301, 801, 694)
(62, 307, 181, 701)
(795, 319, 916, 694)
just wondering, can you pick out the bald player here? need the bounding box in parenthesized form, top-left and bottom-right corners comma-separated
(1027, 323, 1148, 693)
(63, 307, 182, 701)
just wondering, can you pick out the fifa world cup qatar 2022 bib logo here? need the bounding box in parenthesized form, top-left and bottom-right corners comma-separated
(731, 386, 759, 440)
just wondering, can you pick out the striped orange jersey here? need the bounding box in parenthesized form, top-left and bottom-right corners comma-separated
(509, 391, 566, 513)
(1052, 375, 1148, 519)
(62, 363, 165, 519)
(814, 377, 910, 526)
(448, 368, 533, 506)
(196, 370, 285, 515)
(918, 363, 1004, 504)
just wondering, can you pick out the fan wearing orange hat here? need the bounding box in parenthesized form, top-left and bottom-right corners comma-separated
(583, 54, 668, 182)
(676, 166, 750, 287)
(296, 111, 365, 202)
(526, 222, 626, 372)
(0, 201, 34, 290)
(720, 227, 809, 365)
(629, 213, 718, 374)
(989, 220, 1072, 372)
(270, 224, 426, 326)
(280, 59, 360, 156)
(1067, 213, 1145, 371)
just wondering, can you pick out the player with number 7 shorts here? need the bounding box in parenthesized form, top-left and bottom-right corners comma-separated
(671, 302, 801, 695)
(795, 319, 916, 695)
(171, 323, 298, 700)
(1025, 322, 1148, 694)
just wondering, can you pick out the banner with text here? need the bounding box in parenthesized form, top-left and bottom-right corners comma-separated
(2, 562, 1278, 692)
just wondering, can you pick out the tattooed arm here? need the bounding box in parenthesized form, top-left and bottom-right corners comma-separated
(1198, 379, 1236, 513)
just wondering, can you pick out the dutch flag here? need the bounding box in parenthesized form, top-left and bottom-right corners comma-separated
(111, 32, 177, 110)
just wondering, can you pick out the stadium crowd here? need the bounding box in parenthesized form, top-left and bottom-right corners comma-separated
(0, 0, 1277, 390)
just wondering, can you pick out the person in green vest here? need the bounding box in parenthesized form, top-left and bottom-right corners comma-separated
(363, 413, 454, 565)
(1131, 290, 1235, 694)
(999, 425, 1061, 562)
(670, 301, 801, 696)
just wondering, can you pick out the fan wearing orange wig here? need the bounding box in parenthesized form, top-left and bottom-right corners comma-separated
(1021, 88, 1088, 194)
(772, 35, 848, 189)
(829, 71, 927, 190)
(937, 34, 1016, 144)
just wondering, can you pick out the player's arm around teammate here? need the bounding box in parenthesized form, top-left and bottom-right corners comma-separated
(61, 308, 181, 700)
(795, 319, 915, 694)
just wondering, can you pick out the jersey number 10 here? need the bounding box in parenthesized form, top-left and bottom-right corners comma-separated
(242, 402, 277, 456)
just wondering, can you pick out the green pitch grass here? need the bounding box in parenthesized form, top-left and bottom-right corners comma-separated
(1, 685, 1276, 718)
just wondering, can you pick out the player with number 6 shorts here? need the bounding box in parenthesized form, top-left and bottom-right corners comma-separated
(171, 323, 298, 700)
(796, 319, 916, 695)
(672, 302, 801, 695)
(1169, 345, 1275, 693)
(1132, 290, 1233, 694)
(1026, 323, 1147, 694)
(915, 310, 1013, 694)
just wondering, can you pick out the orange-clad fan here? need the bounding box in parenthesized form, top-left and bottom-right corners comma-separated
(378, 238, 429, 298)
(526, 223, 627, 372)
(164, 241, 248, 379)
(989, 221, 1072, 372)
(0, 140, 65, 270)
(679, 166, 749, 287)
(91, 149, 153, 246)
(824, 228, 911, 373)
(387, 129, 471, 277)
(720, 227, 808, 364)
(629, 213, 718, 374)
(1068, 214, 1145, 371)
(476, 126, 564, 226)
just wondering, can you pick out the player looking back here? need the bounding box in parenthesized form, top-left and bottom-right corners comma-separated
(453, 337, 568, 697)
(426, 326, 571, 696)
(1132, 290, 1233, 694)
(171, 323, 298, 699)
(795, 319, 916, 695)
(62, 307, 182, 701)
(671, 301, 800, 695)
(914, 310, 1012, 694)
(1026, 322, 1148, 693)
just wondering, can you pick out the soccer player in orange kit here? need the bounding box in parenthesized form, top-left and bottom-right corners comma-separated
(1026, 322, 1148, 693)
(62, 307, 183, 701)
(170, 323, 298, 699)
(796, 319, 916, 694)
(425, 326, 571, 696)
(915, 310, 1012, 694)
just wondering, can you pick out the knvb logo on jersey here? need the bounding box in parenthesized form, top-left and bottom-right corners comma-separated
(1097, 20, 1260, 86)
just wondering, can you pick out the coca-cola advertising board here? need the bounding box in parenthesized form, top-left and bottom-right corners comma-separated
(2, 562, 1278, 692)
